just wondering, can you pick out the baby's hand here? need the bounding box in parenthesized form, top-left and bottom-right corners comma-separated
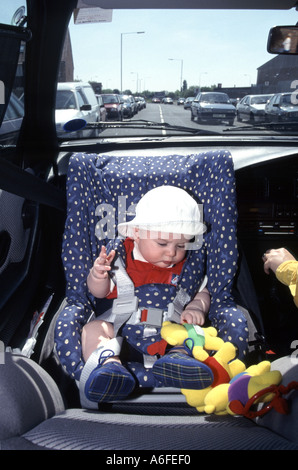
(91, 246, 116, 279)
(181, 308, 205, 326)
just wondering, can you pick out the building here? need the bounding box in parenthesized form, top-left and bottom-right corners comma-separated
(58, 29, 74, 82)
(256, 54, 298, 94)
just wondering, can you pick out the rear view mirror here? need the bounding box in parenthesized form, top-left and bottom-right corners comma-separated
(267, 26, 298, 54)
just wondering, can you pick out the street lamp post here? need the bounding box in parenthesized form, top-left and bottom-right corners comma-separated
(168, 58, 183, 92)
(199, 72, 208, 92)
(121, 31, 145, 93)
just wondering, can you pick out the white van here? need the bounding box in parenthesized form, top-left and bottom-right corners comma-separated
(55, 82, 100, 137)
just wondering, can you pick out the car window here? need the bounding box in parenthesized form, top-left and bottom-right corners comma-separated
(82, 86, 97, 106)
(4, 93, 24, 121)
(281, 94, 292, 105)
(0, 2, 27, 145)
(56, 90, 77, 110)
(77, 89, 87, 107)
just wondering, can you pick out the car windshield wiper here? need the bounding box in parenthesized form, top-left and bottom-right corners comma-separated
(63, 118, 220, 136)
(223, 120, 298, 132)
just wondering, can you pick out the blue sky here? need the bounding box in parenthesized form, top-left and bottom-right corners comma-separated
(69, 8, 298, 92)
(3, 3, 298, 93)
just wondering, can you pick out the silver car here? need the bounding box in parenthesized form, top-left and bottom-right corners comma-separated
(236, 94, 273, 122)
(265, 92, 298, 123)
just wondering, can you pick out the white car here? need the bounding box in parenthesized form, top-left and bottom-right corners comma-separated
(236, 94, 273, 122)
(55, 82, 100, 137)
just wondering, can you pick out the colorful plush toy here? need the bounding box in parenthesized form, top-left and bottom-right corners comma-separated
(202, 362, 282, 415)
(160, 321, 298, 417)
(160, 321, 246, 409)
(160, 321, 225, 359)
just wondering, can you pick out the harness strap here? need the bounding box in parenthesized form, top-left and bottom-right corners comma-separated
(112, 256, 139, 335)
(111, 252, 191, 331)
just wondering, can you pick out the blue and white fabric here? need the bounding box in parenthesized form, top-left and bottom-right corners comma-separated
(55, 151, 249, 382)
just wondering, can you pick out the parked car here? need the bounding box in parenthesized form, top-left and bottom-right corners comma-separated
(191, 92, 236, 125)
(177, 97, 185, 105)
(184, 96, 195, 109)
(265, 92, 298, 123)
(55, 82, 100, 137)
(0, 93, 24, 145)
(236, 94, 273, 122)
(101, 93, 123, 120)
(120, 94, 135, 118)
(95, 94, 107, 121)
(129, 95, 138, 114)
(152, 97, 161, 103)
(139, 96, 146, 108)
(162, 97, 174, 104)
(135, 96, 146, 110)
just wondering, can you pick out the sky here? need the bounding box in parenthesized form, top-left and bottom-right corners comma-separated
(69, 8, 298, 92)
(3, 2, 298, 93)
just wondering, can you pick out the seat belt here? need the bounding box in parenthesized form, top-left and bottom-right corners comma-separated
(0, 158, 66, 212)
(111, 254, 190, 334)
(112, 256, 139, 336)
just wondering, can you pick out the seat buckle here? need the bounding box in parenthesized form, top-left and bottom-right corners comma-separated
(139, 307, 165, 328)
(112, 295, 138, 315)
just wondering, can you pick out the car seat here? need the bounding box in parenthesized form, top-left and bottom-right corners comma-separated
(54, 149, 264, 405)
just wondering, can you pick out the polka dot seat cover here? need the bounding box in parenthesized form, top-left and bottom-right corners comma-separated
(55, 151, 248, 381)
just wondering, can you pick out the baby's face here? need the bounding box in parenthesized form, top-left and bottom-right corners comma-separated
(134, 229, 190, 267)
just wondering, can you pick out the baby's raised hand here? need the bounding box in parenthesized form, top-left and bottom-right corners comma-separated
(91, 246, 116, 279)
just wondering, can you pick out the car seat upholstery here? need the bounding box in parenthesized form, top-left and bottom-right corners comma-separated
(1, 350, 298, 450)
(56, 150, 249, 384)
(1, 150, 298, 450)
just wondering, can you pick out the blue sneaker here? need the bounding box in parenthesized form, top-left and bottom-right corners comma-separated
(152, 349, 214, 389)
(84, 361, 136, 403)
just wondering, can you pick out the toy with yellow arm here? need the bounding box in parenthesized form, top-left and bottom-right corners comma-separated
(160, 321, 298, 417)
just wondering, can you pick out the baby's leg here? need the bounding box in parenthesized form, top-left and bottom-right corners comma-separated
(81, 320, 135, 403)
(81, 320, 116, 362)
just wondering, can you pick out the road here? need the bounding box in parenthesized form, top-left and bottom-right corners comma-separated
(100, 102, 249, 137)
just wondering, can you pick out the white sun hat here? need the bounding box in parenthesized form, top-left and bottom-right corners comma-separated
(118, 185, 206, 238)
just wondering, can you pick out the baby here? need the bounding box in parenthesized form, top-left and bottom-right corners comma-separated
(82, 186, 212, 403)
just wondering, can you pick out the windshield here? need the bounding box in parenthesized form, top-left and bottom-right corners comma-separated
(102, 95, 119, 104)
(2, 4, 298, 142)
(251, 95, 272, 105)
(62, 7, 298, 139)
(200, 93, 230, 103)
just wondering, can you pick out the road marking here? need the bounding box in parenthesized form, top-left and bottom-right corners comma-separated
(159, 105, 166, 135)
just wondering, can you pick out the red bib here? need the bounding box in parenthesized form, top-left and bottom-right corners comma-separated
(107, 238, 185, 299)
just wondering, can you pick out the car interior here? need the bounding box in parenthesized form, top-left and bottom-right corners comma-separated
(0, 0, 298, 452)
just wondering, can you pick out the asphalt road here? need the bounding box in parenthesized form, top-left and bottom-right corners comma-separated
(99, 102, 250, 138)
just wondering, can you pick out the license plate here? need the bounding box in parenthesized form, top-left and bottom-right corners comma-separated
(213, 113, 225, 118)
